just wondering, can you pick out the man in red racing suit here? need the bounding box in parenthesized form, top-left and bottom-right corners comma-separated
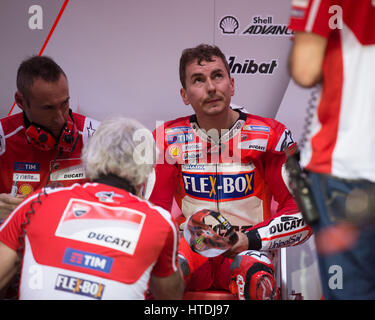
(147, 44, 312, 300)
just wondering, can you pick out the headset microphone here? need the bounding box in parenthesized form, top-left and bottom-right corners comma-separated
(24, 109, 79, 153)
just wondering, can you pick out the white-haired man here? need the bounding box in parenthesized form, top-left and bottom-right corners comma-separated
(0, 116, 183, 300)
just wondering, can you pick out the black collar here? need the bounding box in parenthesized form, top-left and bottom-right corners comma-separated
(93, 174, 136, 195)
(189, 108, 247, 129)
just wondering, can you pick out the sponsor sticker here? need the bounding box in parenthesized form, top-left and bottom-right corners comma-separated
(182, 143, 202, 152)
(55, 274, 105, 299)
(13, 173, 40, 182)
(268, 234, 303, 250)
(238, 138, 268, 152)
(269, 216, 305, 235)
(169, 145, 181, 157)
(62, 248, 113, 273)
(183, 151, 202, 161)
(182, 171, 254, 201)
(50, 159, 86, 181)
(165, 126, 191, 133)
(55, 199, 145, 255)
(50, 166, 85, 181)
(14, 162, 40, 172)
(242, 125, 270, 132)
(72, 203, 91, 217)
(275, 129, 294, 152)
(19, 183, 33, 195)
(167, 132, 194, 144)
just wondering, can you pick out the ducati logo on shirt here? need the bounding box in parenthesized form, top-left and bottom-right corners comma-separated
(182, 171, 255, 201)
(72, 203, 91, 217)
(50, 159, 86, 181)
(55, 199, 145, 255)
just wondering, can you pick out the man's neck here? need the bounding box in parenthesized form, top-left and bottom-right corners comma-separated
(196, 108, 240, 133)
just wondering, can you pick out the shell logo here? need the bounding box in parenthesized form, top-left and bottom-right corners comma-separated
(219, 16, 239, 34)
(19, 184, 33, 195)
(169, 146, 181, 157)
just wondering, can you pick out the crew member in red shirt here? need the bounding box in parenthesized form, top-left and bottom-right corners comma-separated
(0, 116, 183, 299)
(289, 0, 375, 299)
(0, 56, 100, 221)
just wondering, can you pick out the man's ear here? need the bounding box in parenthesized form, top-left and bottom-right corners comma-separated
(230, 77, 235, 97)
(14, 91, 27, 111)
(180, 88, 190, 106)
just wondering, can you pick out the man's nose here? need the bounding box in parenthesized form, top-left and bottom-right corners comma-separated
(55, 108, 67, 125)
(206, 78, 216, 93)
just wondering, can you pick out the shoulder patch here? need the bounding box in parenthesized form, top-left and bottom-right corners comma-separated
(275, 129, 295, 152)
(82, 117, 101, 144)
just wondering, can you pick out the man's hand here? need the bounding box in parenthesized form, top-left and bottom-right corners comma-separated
(0, 194, 25, 221)
(0, 242, 19, 290)
(150, 269, 184, 300)
(289, 31, 327, 88)
(224, 231, 249, 259)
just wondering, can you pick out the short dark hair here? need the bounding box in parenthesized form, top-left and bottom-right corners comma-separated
(16, 55, 66, 98)
(179, 44, 230, 89)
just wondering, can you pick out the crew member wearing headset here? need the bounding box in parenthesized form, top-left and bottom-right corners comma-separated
(0, 56, 100, 221)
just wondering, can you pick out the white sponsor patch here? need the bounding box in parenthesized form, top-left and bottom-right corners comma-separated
(242, 125, 270, 132)
(13, 173, 40, 182)
(50, 164, 86, 181)
(182, 143, 202, 152)
(55, 199, 145, 255)
(165, 126, 191, 133)
(183, 151, 202, 160)
(292, 0, 309, 8)
(238, 139, 268, 151)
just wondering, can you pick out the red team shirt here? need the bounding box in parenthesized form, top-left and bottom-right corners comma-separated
(147, 110, 312, 251)
(0, 112, 100, 196)
(289, 0, 375, 182)
(0, 182, 179, 299)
